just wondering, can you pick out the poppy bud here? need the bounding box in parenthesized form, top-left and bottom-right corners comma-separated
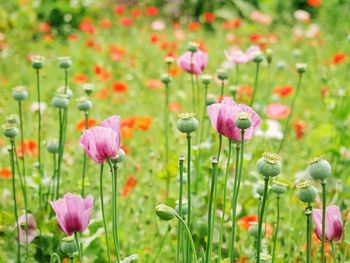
(177, 113, 199, 134)
(296, 180, 317, 204)
(206, 94, 216, 106)
(58, 57, 72, 69)
(12, 86, 28, 101)
(3, 124, 18, 138)
(257, 152, 281, 178)
(235, 111, 252, 130)
(46, 139, 59, 154)
(76, 97, 92, 112)
(175, 199, 188, 217)
(255, 183, 265, 196)
(156, 204, 176, 221)
(229, 86, 238, 97)
(32, 55, 45, 70)
(308, 157, 331, 181)
(165, 56, 175, 64)
(60, 236, 78, 257)
(217, 69, 228, 81)
(52, 94, 69, 109)
(112, 148, 126, 164)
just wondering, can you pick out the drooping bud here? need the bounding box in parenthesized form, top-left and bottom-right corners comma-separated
(156, 204, 176, 221)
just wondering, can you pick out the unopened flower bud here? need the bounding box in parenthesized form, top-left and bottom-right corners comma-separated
(255, 183, 265, 196)
(60, 236, 78, 257)
(3, 124, 18, 138)
(217, 69, 228, 81)
(235, 111, 252, 130)
(52, 94, 69, 109)
(257, 152, 281, 178)
(12, 86, 28, 101)
(112, 148, 126, 163)
(229, 86, 238, 97)
(165, 56, 175, 64)
(58, 57, 72, 69)
(46, 139, 59, 154)
(156, 204, 176, 221)
(253, 54, 264, 63)
(32, 55, 45, 70)
(177, 113, 199, 134)
(308, 157, 331, 181)
(76, 97, 92, 112)
(296, 180, 317, 204)
(296, 63, 307, 74)
(161, 73, 171, 84)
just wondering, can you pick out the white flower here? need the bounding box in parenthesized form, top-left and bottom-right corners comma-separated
(255, 119, 283, 140)
(30, 102, 47, 113)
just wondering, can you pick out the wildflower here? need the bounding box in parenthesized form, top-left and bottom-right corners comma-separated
(265, 103, 291, 119)
(313, 205, 343, 241)
(177, 49, 208, 75)
(225, 45, 261, 64)
(18, 214, 37, 245)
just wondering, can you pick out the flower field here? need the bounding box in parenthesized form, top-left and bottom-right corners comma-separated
(0, 0, 350, 262)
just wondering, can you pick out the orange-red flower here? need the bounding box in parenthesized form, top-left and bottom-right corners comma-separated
(169, 66, 180, 77)
(76, 118, 97, 131)
(273, 85, 294, 98)
(237, 85, 253, 103)
(168, 102, 181, 113)
(145, 6, 158, 16)
(188, 21, 200, 31)
(320, 86, 329, 97)
(122, 176, 137, 198)
(95, 88, 110, 100)
(17, 140, 37, 157)
(0, 168, 11, 179)
(332, 52, 346, 64)
(38, 22, 51, 33)
(131, 9, 142, 18)
(221, 19, 241, 30)
(121, 126, 133, 140)
(203, 12, 215, 23)
(120, 17, 133, 27)
(135, 117, 152, 131)
(114, 5, 125, 15)
(307, 0, 322, 7)
(109, 44, 126, 61)
(79, 18, 96, 34)
(237, 215, 258, 229)
(112, 81, 128, 93)
(99, 19, 112, 29)
(293, 120, 306, 140)
(74, 74, 88, 84)
(145, 79, 162, 90)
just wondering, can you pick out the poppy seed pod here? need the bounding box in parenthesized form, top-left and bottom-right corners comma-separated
(165, 56, 175, 64)
(52, 94, 69, 109)
(271, 181, 287, 195)
(296, 180, 317, 204)
(188, 41, 199, 53)
(161, 73, 171, 84)
(46, 139, 59, 154)
(58, 57, 72, 69)
(83, 83, 94, 96)
(201, 74, 212, 85)
(296, 63, 307, 74)
(255, 183, 265, 196)
(253, 54, 264, 63)
(112, 148, 126, 164)
(177, 113, 199, 134)
(3, 124, 18, 138)
(156, 204, 176, 221)
(308, 157, 331, 181)
(6, 114, 19, 125)
(248, 222, 265, 238)
(12, 86, 28, 101)
(217, 69, 228, 81)
(206, 94, 216, 106)
(32, 55, 45, 70)
(229, 86, 238, 97)
(56, 86, 73, 99)
(76, 96, 92, 112)
(60, 236, 78, 257)
(235, 111, 252, 130)
(257, 152, 281, 178)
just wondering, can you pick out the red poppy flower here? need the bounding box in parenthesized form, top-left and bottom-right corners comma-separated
(145, 6, 158, 16)
(135, 117, 152, 131)
(95, 88, 110, 100)
(221, 18, 241, 30)
(293, 120, 306, 140)
(76, 118, 97, 131)
(237, 85, 253, 103)
(273, 85, 294, 98)
(203, 12, 215, 23)
(0, 168, 11, 179)
(307, 0, 322, 7)
(99, 19, 112, 29)
(168, 102, 181, 113)
(131, 9, 142, 18)
(332, 53, 346, 64)
(122, 176, 137, 198)
(74, 74, 88, 84)
(188, 21, 200, 31)
(112, 81, 128, 93)
(237, 215, 257, 229)
(145, 79, 162, 90)
(120, 17, 133, 27)
(38, 22, 51, 33)
(68, 34, 78, 42)
(109, 45, 126, 61)
(79, 18, 96, 34)
(114, 5, 125, 15)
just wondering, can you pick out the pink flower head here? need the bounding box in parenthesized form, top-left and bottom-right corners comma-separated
(313, 205, 343, 242)
(50, 193, 94, 236)
(18, 213, 37, 245)
(265, 103, 291, 119)
(79, 126, 120, 164)
(100, 115, 121, 136)
(250, 11, 272, 25)
(225, 45, 261, 64)
(207, 97, 261, 141)
(177, 50, 208, 75)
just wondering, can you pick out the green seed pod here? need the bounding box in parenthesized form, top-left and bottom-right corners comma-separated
(3, 124, 18, 138)
(256, 152, 281, 178)
(161, 73, 171, 84)
(271, 180, 287, 195)
(52, 94, 69, 109)
(112, 148, 126, 164)
(248, 222, 265, 238)
(12, 86, 28, 101)
(235, 111, 252, 130)
(46, 139, 59, 154)
(60, 236, 78, 257)
(206, 94, 216, 106)
(266, 48, 273, 64)
(296, 180, 317, 204)
(253, 54, 264, 63)
(201, 74, 212, 85)
(177, 113, 199, 134)
(76, 96, 92, 112)
(188, 42, 199, 53)
(217, 69, 228, 81)
(156, 204, 176, 221)
(58, 57, 72, 69)
(229, 86, 238, 97)
(83, 83, 94, 96)
(165, 56, 175, 64)
(255, 183, 265, 196)
(308, 157, 331, 181)
(6, 114, 19, 125)
(32, 55, 45, 70)
(296, 63, 307, 74)
(56, 86, 73, 99)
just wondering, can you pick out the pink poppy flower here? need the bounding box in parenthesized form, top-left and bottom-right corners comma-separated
(265, 103, 291, 119)
(313, 205, 343, 242)
(18, 214, 37, 245)
(207, 97, 261, 141)
(177, 50, 208, 75)
(224, 45, 261, 64)
(50, 193, 94, 236)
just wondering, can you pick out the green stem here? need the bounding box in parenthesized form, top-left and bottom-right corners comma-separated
(272, 195, 280, 263)
(305, 204, 313, 263)
(278, 73, 303, 152)
(50, 253, 61, 263)
(205, 159, 218, 263)
(36, 69, 43, 209)
(9, 140, 21, 262)
(250, 62, 260, 106)
(74, 232, 82, 262)
(100, 164, 111, 263)
(153, 227, 171, 263)
(81, 111, 89, 197)
(56, 109, 64, 200)
(220, 80, 225, 99)
(321, 180, 326, 263)
(165, 82, 170, 198)
(330, 241, 336, 263)
(186, 133, 192, 263)
(217, 135, 223, 163)
(176, 157, 185, 263)
(175, 213, 198, 263)
(218, 139, 232, 262)
(256, 177, 269, 263)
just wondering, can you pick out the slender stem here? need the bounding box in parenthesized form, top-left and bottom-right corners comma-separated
(190, 53, 196, 113)
(220, 80, 225, 99)
(330, 241, 336, 263)
(205, 159, 218, 263)
(272, 195, 280, 263)
(176, 157, 184, 263)
(152, 227, 170, 263)
(56, 109, 64, 200)
(50, 253, 61, 263)
(305, 204, 313, 263)
(321, 180, 326, 263)
(18, 101, 29, 258)
(99, 164, 111, 263)
(218, 139, 232, 262)
(235, 64, 239, 86)
(217, 135, 223, 163)
(36, 69, 43, 209)
(81, 111, 89, 197)
(250, 62, 260, 106)
(175, 214, 198, 263)
(256, 177, 269, 263)
(74, 232, 82, 262)
(229, 143, 241, 262)
(186, 133, 192, 263)
(70, 257, 74, 263)
(278, 73, 303, 152)
(164, 82, 170, 198)
(9, 140, 21, 262)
